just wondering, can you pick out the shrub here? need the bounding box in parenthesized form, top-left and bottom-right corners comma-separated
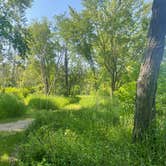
(0, 93, 26, 119)
(68, 96, 80, 104)
(156, 93, 166, 116)
(97, 83, 111, 96)
(4, 87, 30, 99)
(114, 81, 136, 112)
(27, 95, 70, 110)
(27, 95, 57, 110)
(79, 95, 97, 108)
(71, 85, 81, 96)
(53, 96, 70, 108)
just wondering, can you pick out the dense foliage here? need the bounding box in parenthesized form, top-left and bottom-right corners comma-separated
(0, 93, 26, 119)
(0, 0, 151, 96)
(0, 0, 166, 166)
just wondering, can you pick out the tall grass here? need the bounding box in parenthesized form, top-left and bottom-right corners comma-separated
(0, 93, 26, 119)
(26, 95, 70, 110)
(17, 96, 134, 165)
(8, 94, 165, 165)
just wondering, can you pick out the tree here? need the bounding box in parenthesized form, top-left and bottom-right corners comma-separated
(55, 11, 98, 93)
(133, 0, 166, 142)
(55, 14, 83, 96)
(0, 0, 32, 89)
(28, 19, 54, 95)
(89, 0, 149, 94)
(64, 46, 69, 96)
(57, 0, 150, 94)
(0, 0, 32, 55)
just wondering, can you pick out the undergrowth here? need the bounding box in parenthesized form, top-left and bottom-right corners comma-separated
(0, 93, 26, 119)
(16, 95, 166, 166)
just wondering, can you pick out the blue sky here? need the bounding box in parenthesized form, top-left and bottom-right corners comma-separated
(26, 0, 83, 23)
(26, 0, 152, 23)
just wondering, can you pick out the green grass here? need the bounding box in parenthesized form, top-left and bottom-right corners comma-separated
(0, 94, 166, 165)
(17, 96, 135, 165)
(0, 93, 26, 120)
(0, 108, 36, 124)
(0, 132, 25, 166)
(17, 95, 166, 165)
(26, 95, 71, 110)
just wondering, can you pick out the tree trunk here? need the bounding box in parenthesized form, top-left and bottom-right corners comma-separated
(11, 59, 16, 86)
(40, 56, 49, 95)
(111, 72, 116, 96)
(2, 63, 6, 91)
(64, 47, 69, 96)
(133, 0, 166, 142)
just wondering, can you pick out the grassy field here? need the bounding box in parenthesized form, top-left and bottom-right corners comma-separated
(0, 95, 166, 165)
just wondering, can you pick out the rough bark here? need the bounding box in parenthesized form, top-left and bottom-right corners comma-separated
(133, 0, 166, 142)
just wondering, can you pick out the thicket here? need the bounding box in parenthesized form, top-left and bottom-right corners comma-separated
(0, 93, 26, 119)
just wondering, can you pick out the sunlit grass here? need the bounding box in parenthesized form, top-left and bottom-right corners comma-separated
(0, 94, 165, 165)
(64, 104, 82, 111)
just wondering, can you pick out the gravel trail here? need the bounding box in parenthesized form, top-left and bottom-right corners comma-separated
(0, 119, 34, 132)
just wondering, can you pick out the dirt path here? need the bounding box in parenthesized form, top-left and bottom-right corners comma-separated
(0, 119, 34, 132)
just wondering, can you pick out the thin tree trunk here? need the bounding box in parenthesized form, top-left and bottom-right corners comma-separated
(64, 47, 69, 96)
(40, 56, 49, 95)
(48, 52, 63, 95)
(11, 59, 16, 86)
(133, 0, 166, 142)
(2, 63, 6, 92)
(111, 71, 116, 95)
